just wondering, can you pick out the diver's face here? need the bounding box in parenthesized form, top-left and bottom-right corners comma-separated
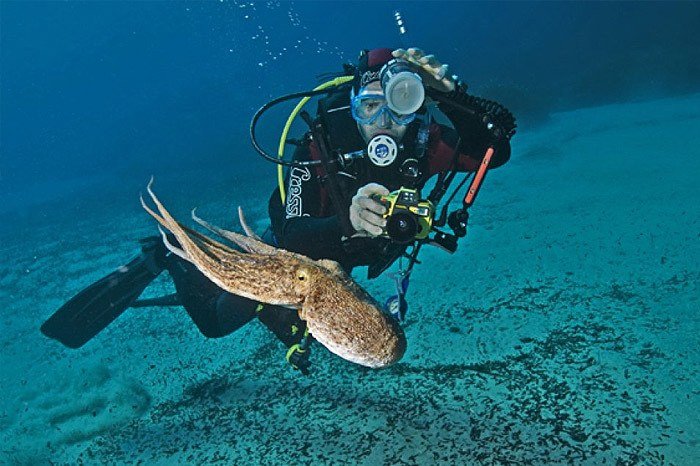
(356, 81, 408, 144)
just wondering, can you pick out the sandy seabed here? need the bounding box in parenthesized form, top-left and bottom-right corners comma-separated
(1, 94, 698, 465)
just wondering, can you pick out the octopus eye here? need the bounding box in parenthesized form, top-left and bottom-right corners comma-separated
(297, 270, 308, 282)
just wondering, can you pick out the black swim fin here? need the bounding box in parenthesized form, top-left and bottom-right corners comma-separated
(131, 293, 180, 308)
(40, 237, 167, 348)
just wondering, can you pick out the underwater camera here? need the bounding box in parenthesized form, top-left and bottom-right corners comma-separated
(373, 188, 435, 244)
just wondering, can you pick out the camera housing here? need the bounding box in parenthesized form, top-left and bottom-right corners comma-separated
(373, 188, 435, 244)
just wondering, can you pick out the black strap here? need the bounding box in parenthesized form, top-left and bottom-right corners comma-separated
(312, 120, 356, 238)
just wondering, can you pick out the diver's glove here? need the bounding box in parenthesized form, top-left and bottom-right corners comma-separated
(392, 47, 456, 93)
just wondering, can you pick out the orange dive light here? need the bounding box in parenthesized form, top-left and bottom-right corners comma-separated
(464, 146, 494, 207)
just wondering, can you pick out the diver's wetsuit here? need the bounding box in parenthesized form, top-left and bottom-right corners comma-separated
(268, 108, 512, 270)
(169, 84, 514, 348)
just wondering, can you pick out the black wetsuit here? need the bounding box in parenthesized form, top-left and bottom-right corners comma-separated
(167, 84, 515, 348)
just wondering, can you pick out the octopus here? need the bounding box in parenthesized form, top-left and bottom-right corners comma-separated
(140, 179, 406, 368)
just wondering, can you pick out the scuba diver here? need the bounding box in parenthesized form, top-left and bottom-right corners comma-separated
(41, 47, 516, 376)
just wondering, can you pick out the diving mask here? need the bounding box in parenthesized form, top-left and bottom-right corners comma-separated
(351, 91, 417, 126)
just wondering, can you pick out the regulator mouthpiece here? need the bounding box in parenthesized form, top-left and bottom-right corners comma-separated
(381, 59, 425, 115)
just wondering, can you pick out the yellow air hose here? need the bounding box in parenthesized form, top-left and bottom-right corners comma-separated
(277, 75, 355, 204)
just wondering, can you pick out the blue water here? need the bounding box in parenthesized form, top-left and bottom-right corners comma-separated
(1, 1, 698, 464)
(2, 1, 698, 210)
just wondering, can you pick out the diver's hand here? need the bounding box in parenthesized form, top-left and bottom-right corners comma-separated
(392, 47, 456, 93)
(349, 183, 389, 237)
